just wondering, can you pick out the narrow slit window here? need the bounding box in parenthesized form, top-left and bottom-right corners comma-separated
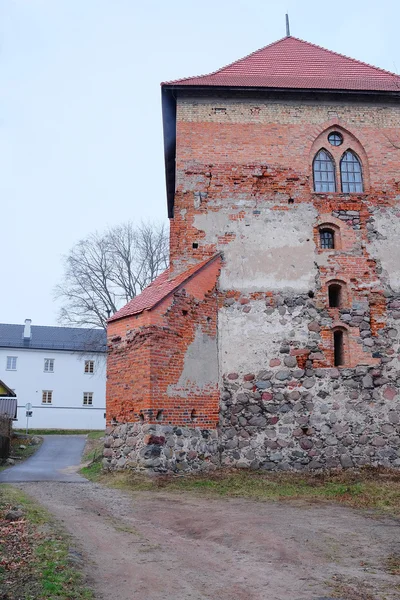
(334, 330, 344, 366)
(328, 283, 342, 307)
(320, 228, 335, 249)
(340, 151, 363, 193)
(313, 150, 336, 192)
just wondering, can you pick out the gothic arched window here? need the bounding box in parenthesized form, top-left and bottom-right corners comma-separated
(313, 149, 336, 193)
(340, 151, 363, 193)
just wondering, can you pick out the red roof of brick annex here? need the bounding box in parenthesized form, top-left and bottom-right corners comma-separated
(108, 254, 221, 322)
(163, 36, 400, 92)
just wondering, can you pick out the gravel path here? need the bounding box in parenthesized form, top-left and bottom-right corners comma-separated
(16, 480, 400, 600)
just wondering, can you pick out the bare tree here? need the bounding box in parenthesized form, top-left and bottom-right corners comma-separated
(56, 221, 169, 329)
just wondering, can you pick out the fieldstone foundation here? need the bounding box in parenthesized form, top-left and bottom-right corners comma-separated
(104, 364, 400, 473)
(103, 423, 219, 473)
(219, 366, 400, 471)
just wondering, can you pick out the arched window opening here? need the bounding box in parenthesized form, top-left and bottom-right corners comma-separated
(313, 150, 336, 193)
(328, 283, 343, 307)
(334, 330, 344, 366)
(190, 408, 197, 422)
(320, 228, 335, 249)
(340, 151, 363, 193)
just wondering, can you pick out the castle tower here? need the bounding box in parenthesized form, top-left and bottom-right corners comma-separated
(105, 37, 400, 473)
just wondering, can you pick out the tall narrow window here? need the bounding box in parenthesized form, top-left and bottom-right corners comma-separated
(328, 283, 342, 308)
(320, 228, 335, 249)
(340, 151, 363, 193)
(313, 150, 336, 192)
(333, 330, 344, 366)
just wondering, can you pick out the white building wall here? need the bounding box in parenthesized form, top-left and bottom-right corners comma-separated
(0, 348, 106, 430)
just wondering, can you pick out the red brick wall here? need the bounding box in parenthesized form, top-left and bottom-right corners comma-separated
(107, 257, 221, 427)
(170, 95, 400, 369)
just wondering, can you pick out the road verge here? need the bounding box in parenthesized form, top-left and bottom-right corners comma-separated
(0, 485, 93, 599)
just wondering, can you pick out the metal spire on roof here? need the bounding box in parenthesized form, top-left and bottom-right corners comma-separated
(285, 13, 291, 37)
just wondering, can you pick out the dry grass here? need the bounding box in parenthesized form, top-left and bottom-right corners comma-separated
(84, 465, 400, 514)
(79, 435, 400, 514)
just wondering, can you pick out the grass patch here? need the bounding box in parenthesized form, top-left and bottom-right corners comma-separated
(91, 467, 400, 514)
(80, 460, 103, 481)
(79, 431, 105, 481)
(14, 429, 104, 436)
(0, 485, 93, 599)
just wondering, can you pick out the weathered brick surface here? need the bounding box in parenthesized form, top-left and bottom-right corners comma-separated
(107, 257, 221, 428)
(106, 90, 400, 473)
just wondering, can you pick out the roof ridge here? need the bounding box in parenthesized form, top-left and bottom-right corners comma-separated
(0, 323, 103, 331)
(162, 36, 400, 87)
(289, 36, 399, 79)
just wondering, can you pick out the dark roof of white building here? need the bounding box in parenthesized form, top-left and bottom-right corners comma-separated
(0, 324, 106, 353)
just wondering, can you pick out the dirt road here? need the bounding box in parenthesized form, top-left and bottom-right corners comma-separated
(16, 480, 399, 600)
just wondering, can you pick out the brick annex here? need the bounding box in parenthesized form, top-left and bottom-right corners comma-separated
(104, 36, 400, 473)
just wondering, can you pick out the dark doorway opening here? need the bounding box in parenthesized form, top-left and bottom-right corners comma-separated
(328, 283, 342, 308)
(334, 330, 344, 366)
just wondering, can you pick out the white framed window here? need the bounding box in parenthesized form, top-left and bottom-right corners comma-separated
(84, 360, 94, 374)
(6, 356, 17, 371)
(44, 358, 55, 373)
(83, 392, 93, 406)
(42, 390, 53, 404)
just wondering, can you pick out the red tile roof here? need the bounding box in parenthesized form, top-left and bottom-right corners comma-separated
(163, 36, 400, 92)
(108, 255, 220, 322)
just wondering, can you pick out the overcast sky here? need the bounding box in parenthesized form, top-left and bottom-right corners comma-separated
(1, 0, 399, 327)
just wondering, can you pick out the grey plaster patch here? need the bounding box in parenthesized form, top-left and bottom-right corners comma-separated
(368, 209, 400, 292)
(167, 327, 218, 397)
(194, 205, 318, 292)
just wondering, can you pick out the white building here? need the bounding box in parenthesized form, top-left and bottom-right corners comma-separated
(0, 320, 106, 430)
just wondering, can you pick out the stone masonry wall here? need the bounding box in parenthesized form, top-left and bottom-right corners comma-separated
(104, 291, 400, 473)
(218, 292, 400, 471)
(103, 423, 218, 472)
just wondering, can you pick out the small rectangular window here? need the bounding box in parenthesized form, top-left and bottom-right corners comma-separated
(83, 392, 93, 406)
(44, 358, 54, 373)
(6, 356, 17, 370)
(42, 390, 53, 404)
(320, 229, 335, 249)
(84, 360, 94, 374)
